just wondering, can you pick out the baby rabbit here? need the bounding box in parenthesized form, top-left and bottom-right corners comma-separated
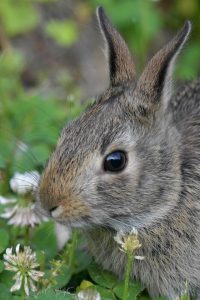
(36, 7, 200, 299)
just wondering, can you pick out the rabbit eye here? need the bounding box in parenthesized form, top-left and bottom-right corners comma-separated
(104, 151, 127, 172)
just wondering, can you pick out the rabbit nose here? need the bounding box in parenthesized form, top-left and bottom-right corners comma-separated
(49, 206, 58, 213)
(49, 205, 64, 218)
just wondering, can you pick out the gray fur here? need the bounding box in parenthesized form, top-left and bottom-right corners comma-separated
(36, 7, 200, 299)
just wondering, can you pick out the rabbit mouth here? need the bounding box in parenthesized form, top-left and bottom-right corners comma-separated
(35, 199, 134, 232)
(50, 211, 95, 229)
(55, 219, 101, 231)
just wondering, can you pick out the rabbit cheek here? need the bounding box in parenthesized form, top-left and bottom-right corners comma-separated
(52, 198, 91, 221)
(63, 201, 91, 220)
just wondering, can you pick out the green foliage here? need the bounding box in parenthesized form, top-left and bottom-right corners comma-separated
(176, 42, 200, 79)
(0, 48, 84, 193)
(113, 281, 144, 300)
(88, 263, 118, 288)
(32, 222, 58, 260)
(54, 265, 72, 289)
(87, 263, 144, 299)
(0, 260, 4, 273)
(0, 229, 9, 253)
(0, 283, 20, 300)
(45, 20, 79, 46)
(0, 0, 38, 37)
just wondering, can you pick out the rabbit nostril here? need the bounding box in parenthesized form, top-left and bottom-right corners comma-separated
(49, 206, 58, 213)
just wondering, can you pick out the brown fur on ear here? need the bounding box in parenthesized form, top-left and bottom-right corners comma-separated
(136, 21, 191, 107)
(96, 6, 136, 86)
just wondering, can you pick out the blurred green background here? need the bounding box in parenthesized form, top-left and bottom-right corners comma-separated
(0, 0, 200, 193)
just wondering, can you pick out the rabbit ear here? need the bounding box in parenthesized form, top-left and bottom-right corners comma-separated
(136, 21, 191, 109)
(96, 6, 136, 86)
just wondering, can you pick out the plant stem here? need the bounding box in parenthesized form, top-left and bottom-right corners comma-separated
(39, 251, 46, 272)
(123, 252, 134, 300)
(10, 226, 20, 245)
(24, 226, 30, 245)
(21, 285, 25, 300)
(68, 230, 78, 268)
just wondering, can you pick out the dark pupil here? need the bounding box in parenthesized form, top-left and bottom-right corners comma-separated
(104, 151, 126, 172)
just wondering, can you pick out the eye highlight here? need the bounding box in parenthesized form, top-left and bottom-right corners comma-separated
(104, 151, 127, 172)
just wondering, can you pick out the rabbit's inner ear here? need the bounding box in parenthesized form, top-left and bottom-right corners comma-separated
(96, 6, 136, 86)
(135, 21, 191, 111)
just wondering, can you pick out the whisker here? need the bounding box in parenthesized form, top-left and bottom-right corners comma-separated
(11, 170, 40, 182)
(8, 178, 39, 189)
(16, 143, 40, 166)
(0, 132, 40, 165)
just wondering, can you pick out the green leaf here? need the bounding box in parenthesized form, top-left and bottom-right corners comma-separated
(0, 283, 13, 300)
(137, 296, 151, 300)
(74, 248, 92, 273)
(45, 20, 78, 46)
(0, 229, 9, 253)
(28, 289, 75, 300)
(30, 144, 50, 165)
(113, 281, 144, 300)
(0, 154, 6, 168)
(0, 260, 4, 273)
(54, 264, 72, 289)
(0, 270, 14, 287)
(32, 221, 58, 260)
(78, 280, 94, 291)
(0, 270, 19, 298)
(88, 263, 118, 288)
(0, 0, 38, 36)
(95, 286, 116, 300)
(176, 42, 200, 80)
(0, 51, 24, 74)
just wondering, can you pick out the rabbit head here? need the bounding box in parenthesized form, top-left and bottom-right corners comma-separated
(37, 7, 191, 232)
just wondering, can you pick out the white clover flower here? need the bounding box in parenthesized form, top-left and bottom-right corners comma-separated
(0, 170, 47, 227)
(4, 244, 44, 296)
(10, 171, 40, 195)
(0, 203, 47, 227)
(0, 196, 16, 205)
(76, 289, 101, 300)
(114, 227, 145, 260)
